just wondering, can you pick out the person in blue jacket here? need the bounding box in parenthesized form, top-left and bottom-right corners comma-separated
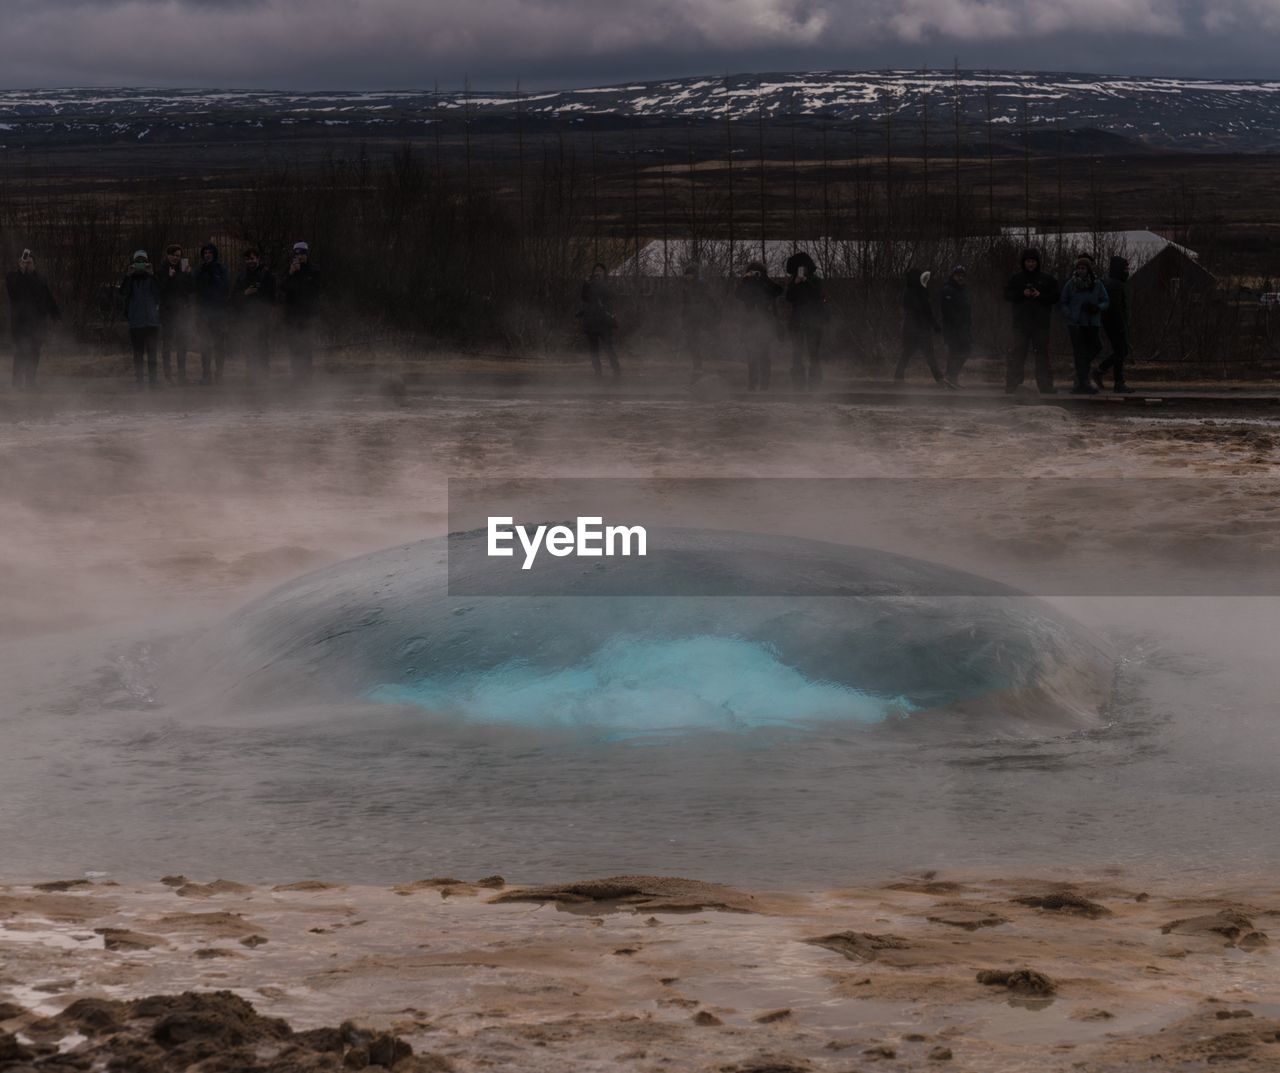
(1059, 254, 1110, 395)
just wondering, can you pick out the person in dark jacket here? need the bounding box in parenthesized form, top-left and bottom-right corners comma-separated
(1002, 248, 1059, 394)
(784, 250, 827, 390)
(5, 249, 60, 389)
(679, 262, 716, 377)
(193, 242, 229, 384)
(1059, 253, 1110, 395)
(1094, 254, 1133, 393)
(233, 248, 277, 382)
(939, 264, 971, 387)
(735, 261, 782, 391)
(119, 250, 162, 386)
(280, 241, 321, 381)
(579, 263, 620, 376)
(896, 267, 944, 384)
(156, 244, 195, 383)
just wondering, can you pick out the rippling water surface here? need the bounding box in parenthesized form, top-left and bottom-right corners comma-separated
(1, 398, 1277, 886)
(3, 607, 1276, 887)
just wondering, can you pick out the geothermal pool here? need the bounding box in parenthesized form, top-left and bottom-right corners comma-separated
(194, 528, 1111, 734)
(1, 396, 1277, 888)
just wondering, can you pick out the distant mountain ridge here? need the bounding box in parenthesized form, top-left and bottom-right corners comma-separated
(2, 71, 1278, 152)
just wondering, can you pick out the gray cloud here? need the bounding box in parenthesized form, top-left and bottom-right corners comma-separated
(0, 0, 1272, 88)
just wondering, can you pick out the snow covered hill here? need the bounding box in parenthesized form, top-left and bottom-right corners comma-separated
(1, 71, 1277, 151)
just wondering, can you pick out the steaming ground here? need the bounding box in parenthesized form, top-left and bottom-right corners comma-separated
(1, 386, 1278, 889)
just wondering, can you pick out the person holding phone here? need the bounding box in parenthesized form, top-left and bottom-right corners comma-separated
(280, 241, 321, 382)
(784, 250, 828, 390)
(1002, 248, 1060, 394)
(157, 244, 195, 383)
(5, 249, 60, 390)
(734, 261, 782, 391)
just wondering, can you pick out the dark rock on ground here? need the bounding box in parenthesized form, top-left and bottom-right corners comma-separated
(804, 932, 911, 963)
(57, 998, 129, 1035)
(885, 880, 966, 895)
(490, 875, 757, 913)
(926, 908, 1009, 931)
(0, 992, 454, 1073)
(94, 927, 163, 951)
(975, 968, 1057, 995)
(1160, 908, 1269, 947)
(1011, 892, 1110, 918)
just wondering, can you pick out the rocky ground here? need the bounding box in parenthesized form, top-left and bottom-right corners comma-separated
(0, 872, 1277, 1072)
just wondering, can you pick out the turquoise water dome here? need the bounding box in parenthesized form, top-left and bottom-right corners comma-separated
(186, 529, 1112, 734)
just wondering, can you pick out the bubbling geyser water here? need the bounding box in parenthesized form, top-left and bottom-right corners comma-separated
(176, 529, 1113, 735)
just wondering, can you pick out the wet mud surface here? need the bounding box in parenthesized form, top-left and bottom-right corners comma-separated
(1, 874, 1277, 1071)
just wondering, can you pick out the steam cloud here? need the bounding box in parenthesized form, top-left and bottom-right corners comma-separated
(0, 0, 1269, 86)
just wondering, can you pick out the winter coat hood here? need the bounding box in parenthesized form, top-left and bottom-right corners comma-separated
(1108, 255, 1130, 281)
(903, 267, 930, 290)
(785, 251, 817, 278)
(1020, 248, 1041, 270)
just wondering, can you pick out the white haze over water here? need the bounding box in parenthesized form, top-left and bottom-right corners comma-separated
(0, 396, 1277, 887)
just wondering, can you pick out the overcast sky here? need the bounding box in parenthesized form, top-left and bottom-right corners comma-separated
(0, 0, 1276, 89)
